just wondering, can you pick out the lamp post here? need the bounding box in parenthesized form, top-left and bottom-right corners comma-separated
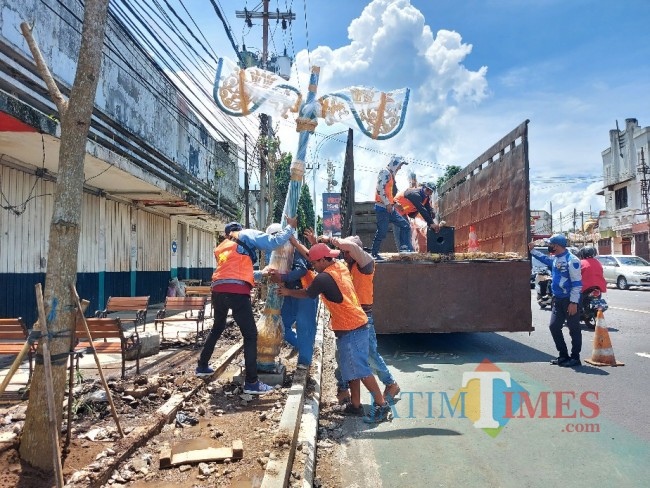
(213, 58, 409, 374)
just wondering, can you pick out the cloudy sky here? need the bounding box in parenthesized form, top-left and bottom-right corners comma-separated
(192, 0, 650, 225)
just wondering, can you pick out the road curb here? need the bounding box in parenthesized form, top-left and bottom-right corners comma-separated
(261, 304, 326, 488)
(66, 341, 243, 487)
(297, 309, 326, 487)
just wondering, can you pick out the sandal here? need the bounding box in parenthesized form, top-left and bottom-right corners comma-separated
(341, 403, 364, 416)
(336, 388, 351, 405)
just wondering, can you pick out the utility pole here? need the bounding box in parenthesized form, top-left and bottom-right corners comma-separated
(259, 114, 268, 227)
(244, 134, 249, 228)
(573, 208, 577, 236)
(237, 1, 295, 229)
(306, 162, 319, 220)
(326, 160, 336, 192)
(236, 2, 295, 70)
(638, 147, 650, 260)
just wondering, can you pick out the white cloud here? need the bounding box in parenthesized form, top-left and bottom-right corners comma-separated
(278, 0, 488, 213)
(273, 0, 643, 223)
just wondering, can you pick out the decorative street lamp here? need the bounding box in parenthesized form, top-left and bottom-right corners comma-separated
(213, 57, 410, 374)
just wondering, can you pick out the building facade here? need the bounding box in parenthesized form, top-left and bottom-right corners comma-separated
(598, 118, 650, 261)
(0, 0, 249, 325)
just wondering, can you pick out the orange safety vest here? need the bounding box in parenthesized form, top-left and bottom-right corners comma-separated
(211, 233, 255, 287)
(375, 172, 396, 204)
(320, 261, 368, 331)
(300, 269, 316, 289)
(394, 190, 429, 216)
(350, 263, 374, 307)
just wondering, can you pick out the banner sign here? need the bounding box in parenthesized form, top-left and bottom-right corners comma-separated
(322, 193, 342, 237)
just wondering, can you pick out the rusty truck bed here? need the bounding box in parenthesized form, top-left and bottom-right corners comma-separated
(372, 259, 534, 334)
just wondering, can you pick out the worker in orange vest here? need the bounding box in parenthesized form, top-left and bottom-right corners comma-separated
(371, 156, 413, 259)
(394, 181, 440, 231)
(197, 216, 297, 396)
(328, 234, 401, 403)
(279, 243, 392, 423)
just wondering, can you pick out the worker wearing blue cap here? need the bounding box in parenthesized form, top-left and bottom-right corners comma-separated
(196, 216, 297, 395)
(529, 234, 583, 368)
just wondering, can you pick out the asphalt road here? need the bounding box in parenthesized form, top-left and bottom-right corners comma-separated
(337, 286, 650, 488)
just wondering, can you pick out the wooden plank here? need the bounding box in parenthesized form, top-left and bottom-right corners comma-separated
(169, 447, 233, 466)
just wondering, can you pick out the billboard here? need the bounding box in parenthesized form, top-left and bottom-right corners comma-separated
(322, 193, 342, 237)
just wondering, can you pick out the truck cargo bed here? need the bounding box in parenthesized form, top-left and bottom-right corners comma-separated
(372, 260, 534, 334)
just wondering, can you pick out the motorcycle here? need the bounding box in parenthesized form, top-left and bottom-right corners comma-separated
(535, 268, 553, 309)
(580, 286, 608, 329)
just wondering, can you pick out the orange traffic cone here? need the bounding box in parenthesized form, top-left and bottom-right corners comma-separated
(468, 225, 479, 252)
(584, 310, 624, 367)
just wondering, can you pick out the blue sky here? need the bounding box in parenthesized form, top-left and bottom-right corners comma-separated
(189, 0, 650, 223)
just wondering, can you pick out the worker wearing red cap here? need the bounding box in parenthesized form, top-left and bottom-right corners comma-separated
(279, 243, 392, 423)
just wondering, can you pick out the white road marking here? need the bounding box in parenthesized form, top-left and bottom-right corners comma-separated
(636, 353, 650, 359)
(609, 306, 650, 314)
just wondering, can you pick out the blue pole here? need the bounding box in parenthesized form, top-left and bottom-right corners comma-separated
(257, 66, 321, 371)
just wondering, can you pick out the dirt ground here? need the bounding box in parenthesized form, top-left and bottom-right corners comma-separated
(0, 319, 259, 487)
(308, 327, 344, 488)
(0, 308, 347, 488)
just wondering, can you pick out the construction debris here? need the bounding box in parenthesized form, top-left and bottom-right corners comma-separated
(159, 439, 244, 468)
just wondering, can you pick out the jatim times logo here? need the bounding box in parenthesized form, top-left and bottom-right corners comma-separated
(452, 359, 600, 437)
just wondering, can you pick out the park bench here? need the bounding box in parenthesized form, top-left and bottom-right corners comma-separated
(154, 296, 207, 342)
(73, 317, 141, 379)
(184, 286, 213, 317)
(0, 318, 35, 381)
(95, 296, 150, 332)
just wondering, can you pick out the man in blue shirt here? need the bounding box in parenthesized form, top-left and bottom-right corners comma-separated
(529, 234, 583, 367)
(266, 224, 318, 369)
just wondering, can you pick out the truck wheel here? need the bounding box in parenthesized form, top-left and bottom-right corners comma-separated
(617, 276, 629, 290)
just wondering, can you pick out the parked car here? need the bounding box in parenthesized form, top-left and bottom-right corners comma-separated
(595, 254, 650, 290)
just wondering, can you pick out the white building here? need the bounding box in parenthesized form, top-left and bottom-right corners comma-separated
(598, 118, 650, 260)
(530, 210, 552, 239)
(0, 0, 251, 325)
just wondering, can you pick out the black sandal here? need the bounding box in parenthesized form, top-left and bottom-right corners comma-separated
(342, 403, 364, 416)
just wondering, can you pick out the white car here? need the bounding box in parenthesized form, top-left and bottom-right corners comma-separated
(595, 254, 650, 290)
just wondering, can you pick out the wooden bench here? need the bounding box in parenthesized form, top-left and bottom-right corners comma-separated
(185, 286, 213, 317)
(0, 318, 35, 381)
(74, 317, 141, 379)
(96, 296, 150, 332)
(154, 297, 207, 342)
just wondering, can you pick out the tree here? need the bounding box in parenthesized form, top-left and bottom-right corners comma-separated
(19, 0, 109, 471)
(297, 184, 315, 236)
(272, 153, 291, 224)
(436, 165, 463, 190)
(272, 153, 315, 237)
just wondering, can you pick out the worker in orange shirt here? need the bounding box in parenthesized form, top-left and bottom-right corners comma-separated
(279, 243, 392, 423)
